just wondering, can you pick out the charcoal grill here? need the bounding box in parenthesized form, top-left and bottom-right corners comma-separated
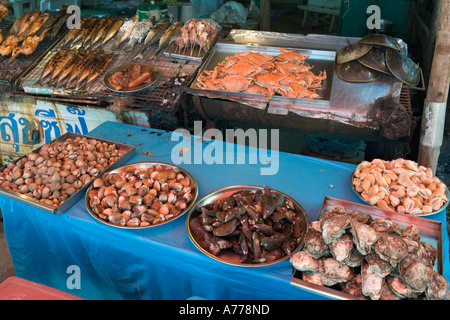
(0, 18, 67, 90)
(17, 24, 202, 110)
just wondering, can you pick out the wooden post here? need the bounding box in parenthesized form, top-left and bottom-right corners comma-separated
(260, 0, 270, 31)
(418, 0, 450, 173)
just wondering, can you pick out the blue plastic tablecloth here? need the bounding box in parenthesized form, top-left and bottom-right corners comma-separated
(2, 121, 449, 300)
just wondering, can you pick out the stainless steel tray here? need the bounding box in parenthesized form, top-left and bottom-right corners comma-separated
(290, 196, 444, 300)
(350, 169, 449, 217)
(85, 161, 198, 229)
(0, 132, 136, 215)
(186, 185, 309, 267)
(187, 42, 336, 106)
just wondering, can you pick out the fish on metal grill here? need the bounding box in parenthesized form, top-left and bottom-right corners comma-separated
(150, 21, 184, 60)
(123, 16, 155, 52)
(112, 14, 138, 50)
(134, 18, 170, 60)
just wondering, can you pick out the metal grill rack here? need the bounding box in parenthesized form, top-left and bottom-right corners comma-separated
(0, 19, 66, 89)
(18, 23, 202, 108)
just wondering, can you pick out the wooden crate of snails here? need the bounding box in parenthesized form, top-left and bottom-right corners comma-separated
(0, 133, 135, 214)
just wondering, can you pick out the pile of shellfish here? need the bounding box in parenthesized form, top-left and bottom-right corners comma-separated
(290, 205, 449, 300)
(189, 186, 308, 264)
(0, 136, 124, 207)
(352, 158, 448, 215)
(87, 163, 195, 227)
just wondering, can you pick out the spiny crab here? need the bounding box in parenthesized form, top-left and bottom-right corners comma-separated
(195, 48, 327, 99)
(290, 205, 449, 300)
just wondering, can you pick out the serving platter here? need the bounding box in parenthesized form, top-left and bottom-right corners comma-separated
(290, 196, 444, 300)
(0, 132, 136, 215)
(103, 63, 160, 93)
(186, 185, 309, 267)
(350, 169, 449, 217)
(85, 161, 198, 229)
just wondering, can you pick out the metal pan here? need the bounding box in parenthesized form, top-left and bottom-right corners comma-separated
(290, 196, 444, 300)
(85, 161, 198, 229)
(186, 185, 309, 267)
(0, 132, 136, 215)
(350, 170, 449, 217)
(187, 42, 335, 106)
(103, 63, 160, 93)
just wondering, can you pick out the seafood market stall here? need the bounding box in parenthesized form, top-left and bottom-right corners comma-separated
(186, 30, 416, 159)
(0, 121, 448, 300)
(0, 12, 219, 164)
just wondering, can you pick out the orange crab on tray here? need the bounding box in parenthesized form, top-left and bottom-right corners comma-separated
(192, 44, 334, 101)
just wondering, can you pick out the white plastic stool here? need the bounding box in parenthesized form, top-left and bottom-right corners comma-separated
(9, 0, 38, 18)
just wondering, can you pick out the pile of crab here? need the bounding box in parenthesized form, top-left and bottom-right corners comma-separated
(290, 205, 449, 300)
(195, 48, 327, 99)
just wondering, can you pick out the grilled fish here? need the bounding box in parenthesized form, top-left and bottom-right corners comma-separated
(100, 17, 125, 47)
(135, 18, 170, 60)
(113, 14, 138, 50)
(45, 49, 77, 86)
(150, 21, 184, 60)
(83, 52, 114, 90)
(62, 16, 87, 47)
(64, 50, 98, 88)
(54, 48, 85, 87)
(82, 17, 108, 47)
(47, 5, 69, 39)
(123, 16, 154, 52)
(72, 51, 105, 89)
(36, 49, 67, 84)
(88, 17, 117, 49)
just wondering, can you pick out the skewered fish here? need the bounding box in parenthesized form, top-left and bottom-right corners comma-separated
(123, 16, 155, 52)
(135, 18, 170, 60)
(83, 52, 114, 90)
(64, 50, 98, 88)
(150, 21, 184, 60)
(113, 14, 138, 50)
(45, 49, 77, 86)
(47, 5, 69, 39)
(9, 28, 49, 63)
(87, 16, 118, 49)
(72, 52, 105, 89)
(100, 17, 125, 47)
(82, 16, 108, 47)
(35, 49, 67, 84)
(54, 48, 86, 87)
(61, 16, 87, 47)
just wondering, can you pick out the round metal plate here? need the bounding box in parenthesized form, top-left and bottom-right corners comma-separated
(85, 162, 198, 229)
(186, 185, 309, 267)
(385, 48, 421, 87)
(350, 170, 448, 217)
(358, 47, 391, 74)
(336, 43, 373, 64)
(358, 34, 402, 51)
(336, 60, 381, 82)
(103, 63, 160, 93)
